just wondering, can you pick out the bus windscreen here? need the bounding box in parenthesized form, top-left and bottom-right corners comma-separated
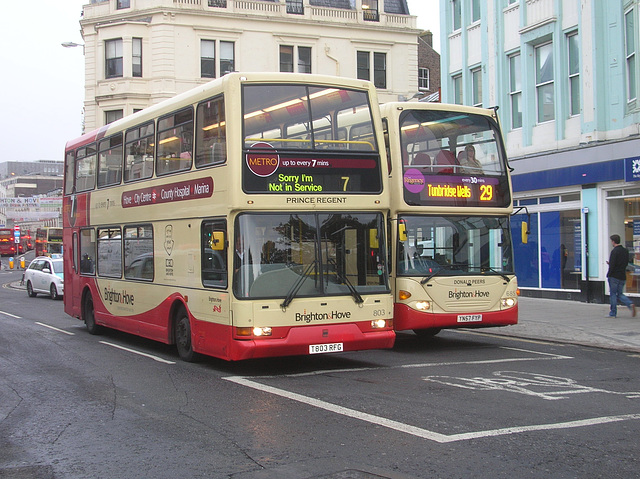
(399, 109, 511, 208)
(241, 84, 382, 194)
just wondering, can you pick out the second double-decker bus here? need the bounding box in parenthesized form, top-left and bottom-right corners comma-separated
(35, 227, 63, 257)
(63, 72, 394, 361)
(381, 102, 518, 337)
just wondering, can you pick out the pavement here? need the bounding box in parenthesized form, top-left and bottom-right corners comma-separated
(4, 269, 640, 354)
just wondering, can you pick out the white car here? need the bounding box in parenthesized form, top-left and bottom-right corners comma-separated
(25, 256, 64, 300)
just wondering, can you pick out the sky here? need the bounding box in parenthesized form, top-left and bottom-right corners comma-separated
(0, 0, 439, 164)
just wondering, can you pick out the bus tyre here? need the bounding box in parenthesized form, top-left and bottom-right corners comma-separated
(174, 307, 200, 362)
(413, 328, 441, 338)
(26, 281, 37, 298)
(50, 284, 60, 300)
(84, 294, 102, 335)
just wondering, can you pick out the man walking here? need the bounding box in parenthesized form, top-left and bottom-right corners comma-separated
(607, 234, 636, 318)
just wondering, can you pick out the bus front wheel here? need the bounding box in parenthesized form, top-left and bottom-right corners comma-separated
(174, 307, 200, 362)
(84, 294, 102, 335)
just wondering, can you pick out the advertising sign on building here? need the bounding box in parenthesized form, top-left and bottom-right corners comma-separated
(624, 156, 640, 182)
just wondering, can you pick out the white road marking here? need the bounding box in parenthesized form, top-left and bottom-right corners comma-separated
(224, 376, 640, 443)
(99, 341, 176, 364)
(36, 322, 75, 336)
(0, 310, 21, 319)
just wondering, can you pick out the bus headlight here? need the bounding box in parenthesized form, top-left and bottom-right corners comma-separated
(415, 301, 430, 311)
(253, 327, 272, 337)
(371, 319, 388, 329)
(501, 297, 517, 308)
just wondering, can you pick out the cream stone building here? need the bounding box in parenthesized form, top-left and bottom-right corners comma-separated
(79, 0, 419, 131)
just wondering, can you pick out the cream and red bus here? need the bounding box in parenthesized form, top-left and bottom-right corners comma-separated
(35, 227, 63, 257)
(63, 72, 394, 361)
(381, 102, 518, 337)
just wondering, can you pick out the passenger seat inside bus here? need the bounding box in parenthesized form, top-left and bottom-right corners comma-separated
(434, 150, 458, 174)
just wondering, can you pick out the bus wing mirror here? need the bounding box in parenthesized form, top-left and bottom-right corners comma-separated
(209, 231, 225, 251)
(521, 221, 529, 244)
(369, 229, 379, 249)
(398, 223, 407, 242)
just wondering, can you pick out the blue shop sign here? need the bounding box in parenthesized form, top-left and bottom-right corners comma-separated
(634, 221, 640, 236)
(625, 156, 640, 182)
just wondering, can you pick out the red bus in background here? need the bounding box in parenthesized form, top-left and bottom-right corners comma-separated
(0, 229, 18, 256)
(23, 230, 34, 251)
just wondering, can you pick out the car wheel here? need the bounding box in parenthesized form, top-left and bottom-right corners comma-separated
(174, 306, 200, 362)
(50, 283, 59, 300)
(83, 294, 102, 335)
(27, 281, 37, 298)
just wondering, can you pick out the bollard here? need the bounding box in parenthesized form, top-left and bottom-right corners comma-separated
(20, 256, 25, 269)
(9, 257, 14, 269)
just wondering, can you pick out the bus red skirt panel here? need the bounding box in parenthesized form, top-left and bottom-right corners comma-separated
(393, 303, 518, 332)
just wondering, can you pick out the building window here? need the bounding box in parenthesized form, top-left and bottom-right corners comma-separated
(201, 40, 216, 78)
(471, 0, 480, 22)
(373, 52, 386, 89)
(452, 0, 461, 31)
(357, 51, 384, 88)
(535, 42, 554, 123)
(362, 0, 379, 22)
(117, 0, 130, 9)
(625, 8, 637, 102)
(567, 32, 580, 116)
(418, 67, 430, 91)
(132, 38, 142, 78)
(105, 39, 123, 79)
(286, 0, 303, 15)
(357, 51, 370, 81)
(509, 53, 522, 129)
(471, 67, 482, 106)
(453, 74, 462, 105)
(105, 110, 123, 125)
(280, 45, 294, 72)
(220, 41, 234, 75)
(208, 0, 227, 6)
(298, 46, 311, 74)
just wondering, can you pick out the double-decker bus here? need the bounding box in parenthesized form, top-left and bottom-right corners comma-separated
(63, 72, 394, 361)
(381, 102, 518, 337)
(23, 229, 34, 251)
(0, 229, 18, 256)
(35, 227, 63, 257)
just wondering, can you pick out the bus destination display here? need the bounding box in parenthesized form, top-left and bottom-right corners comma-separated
(243, 142, 381, 194)
(403, 169, 506, 207)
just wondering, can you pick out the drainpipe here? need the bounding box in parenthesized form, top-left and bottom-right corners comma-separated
(324, 44, 340, 76)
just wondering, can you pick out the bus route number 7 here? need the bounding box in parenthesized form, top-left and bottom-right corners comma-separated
(341, 176, 350, 191)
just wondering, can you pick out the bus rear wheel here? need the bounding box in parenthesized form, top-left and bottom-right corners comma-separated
(174, 307, 200, 362)
(84, 294, 102, 335)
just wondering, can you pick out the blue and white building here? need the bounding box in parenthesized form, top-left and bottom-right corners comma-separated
(440, 0, 640, 302)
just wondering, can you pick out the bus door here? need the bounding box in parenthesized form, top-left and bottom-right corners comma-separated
(69, 232, 82, 313)
(345, 228, 358, 284)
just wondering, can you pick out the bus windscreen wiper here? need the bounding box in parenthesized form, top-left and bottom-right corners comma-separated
(329, 259, 363, 304)
(469, 266, 511, 282)
(280, 260, 318, 310)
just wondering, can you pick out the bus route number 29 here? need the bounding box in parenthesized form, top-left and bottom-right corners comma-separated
(480, 184, 494, 202)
